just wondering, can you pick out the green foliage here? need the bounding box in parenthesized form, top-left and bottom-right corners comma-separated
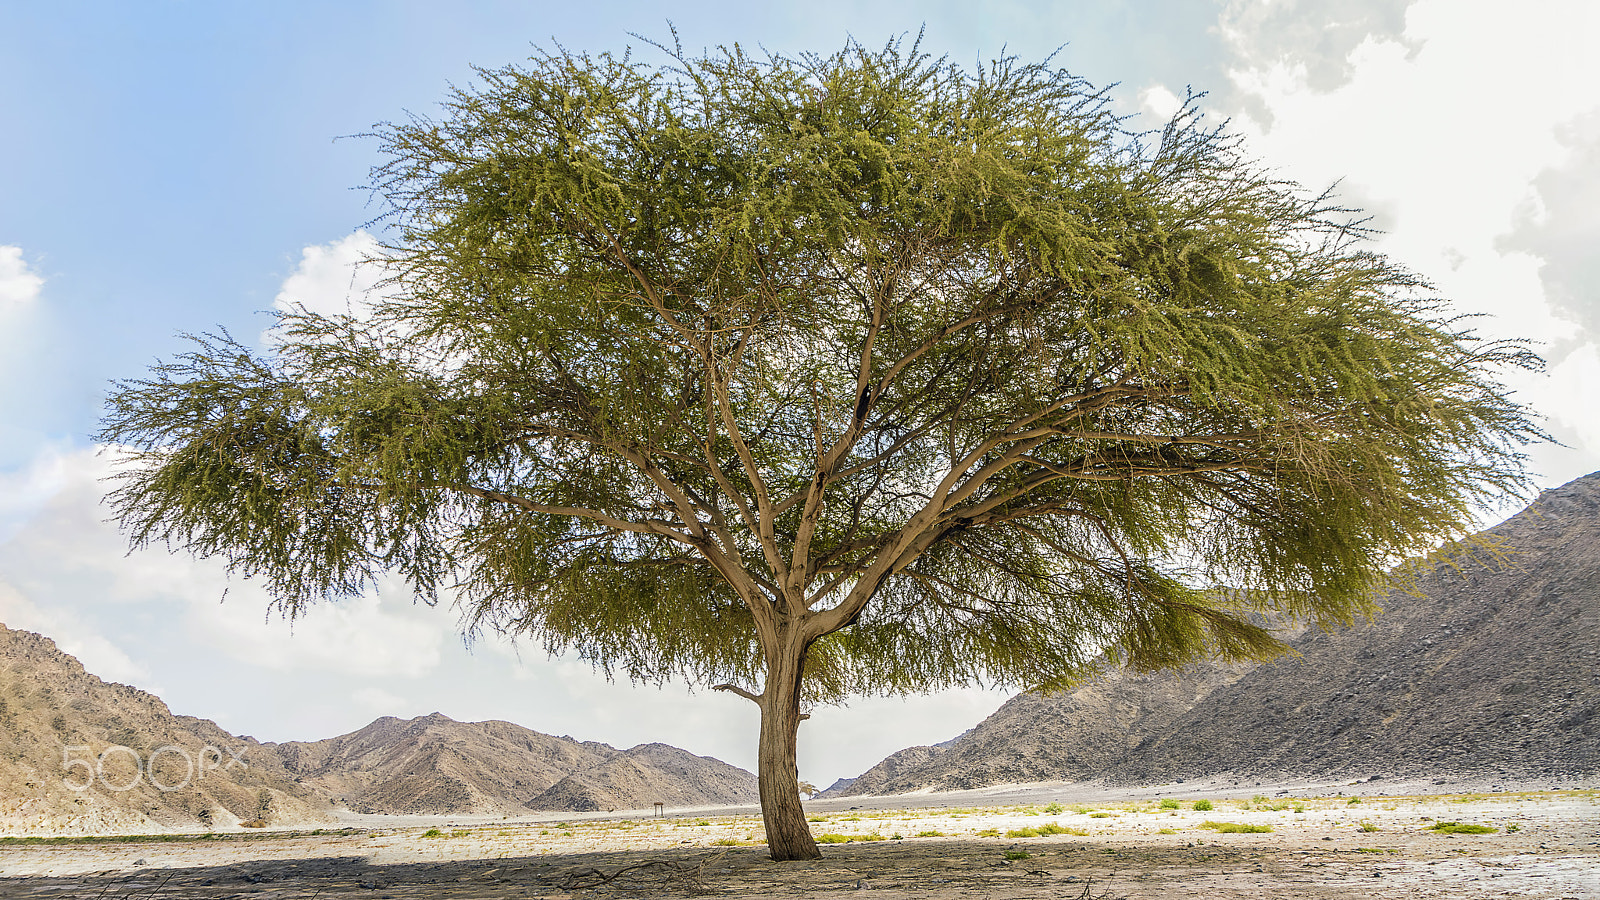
(1200, 821, 1273, 833)
(100, 35, 1541, 721)
(1159, 799, 1180, 809)
(1358, 821, 1380, 832)
(1348, 798, 1362, 805)
(1043, 802, 1065, 814)
(1192, 800, 1213, 812)
(1429, 822, 1496, 834)
(976, 828, 1000, 837)
(914, 830, 944, 837)
(1003, 850, 1031, 860)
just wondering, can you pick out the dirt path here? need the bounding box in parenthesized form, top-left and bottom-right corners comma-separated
(1, 789, 1595, 898)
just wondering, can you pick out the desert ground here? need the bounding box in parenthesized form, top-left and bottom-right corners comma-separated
(1, 780, 1596, 899)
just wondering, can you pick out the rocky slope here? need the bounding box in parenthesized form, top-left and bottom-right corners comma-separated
(0, 625, 333, 834)
(825, 472, 1600, 796)
(272, 716, 757, 816)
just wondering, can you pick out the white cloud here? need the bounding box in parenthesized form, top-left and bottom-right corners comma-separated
(1216, 0, 1600, 486)
(0, 581, 153, 687)
(1140, 84, 1182, 120)
(263, 231, 391, 346)
(0, 246, 43, 310)
(0, 444, 448, 682)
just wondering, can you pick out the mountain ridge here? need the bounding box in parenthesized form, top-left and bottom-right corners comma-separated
(0, 627, 757, 833)
(824, 471, 1600, 797)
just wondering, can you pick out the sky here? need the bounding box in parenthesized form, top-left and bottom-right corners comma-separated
(2, 0, 1597, 790)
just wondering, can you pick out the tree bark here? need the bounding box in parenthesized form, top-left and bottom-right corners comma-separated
(757, 634, 820, 861)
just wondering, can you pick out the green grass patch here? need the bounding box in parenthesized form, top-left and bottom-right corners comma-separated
(1157, 828, 1176, 834)
(1043, 802, 1065, 814)
(1200, 821, 1273, 833)
(1003, 849, 1031, 860)
(1192, 800, 1213, 812)
(1358, 821, 1381, 833)
(1159, 799, 1180, 809)
(1429, 822, 1497, 834)
(816, 833, 886, 843)
(914, 830, 944, 838)
(975, 827, 1000, 837)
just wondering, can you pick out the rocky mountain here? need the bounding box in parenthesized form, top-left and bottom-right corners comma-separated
(825, 472, 1600, 796)
(0, 625, 333, 834)
(0, 627, 758, 832)
(272, 716, 757, 816)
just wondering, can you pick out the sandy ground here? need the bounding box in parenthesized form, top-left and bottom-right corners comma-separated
(0, 782, 1595, 898)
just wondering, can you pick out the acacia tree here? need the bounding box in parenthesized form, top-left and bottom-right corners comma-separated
(100, 39, 1540, 860)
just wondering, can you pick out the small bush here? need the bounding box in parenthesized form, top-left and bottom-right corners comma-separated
(421, 828, 444, 838)
(1036, 823, 1072, 835)
(1159, 799, 1180, 809)
(1347, 798, 1361, 805)
(1293, 804, 1305, 813)
(696, 819, 712, 826)
(1429, 822, 1497, 834)
(1200, 821, 1273, 833)
(976, 827, 1000, 837)
(1358, 821, 1380, 833)
(712, 838, 740, 846)
(1006, 827, 1040, 838)
(1157, 827, 1176, 834)
(806, 817, 825, 823)
(1505, 823, 1521, 833)
(1003, 850, 1031, 860)
(1192, 800, 1213, 812)
(1088, 812, 1112, 819)
(1043, 802, 1065, 814)
(914, 830, 944, 838)
(241, 819, 268, 829)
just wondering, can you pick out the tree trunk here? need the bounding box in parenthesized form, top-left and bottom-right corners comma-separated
(757, 636, 820, 861)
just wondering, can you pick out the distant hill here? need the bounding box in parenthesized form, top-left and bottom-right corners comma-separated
(271, 716, 757, 815)
(0, 625, 332, 834)
(824, 472, 1600, 797)
(0, 627, 758, 832)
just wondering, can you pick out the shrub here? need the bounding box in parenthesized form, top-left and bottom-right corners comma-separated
(806, 817, 825, 823)
(1003, 850, 1031, 860)
(976, 828, 1000, 837)
(421, 828, 444, 838)
(1157, 827, 1176, 834)
(1043, 802, 1065, 815)
(1088, 812, 1113, 819)
(1192, 800, 1213, 812)
(1505, 823, 1521, 833)
(696, 819, 712, 826)
(1358, 821, 1380, 833)
(1200, 821, 1273, 833)
(914, 830, 944, 838)
(241, 819, 268, 829)
(1006, 827, 1040, 838)
(712, 838, 740, 846)
(1036, 823, 1072, 835)
(1159, 799, 1180, 810)
(1347, 798, 1361, 805)
(1429, 822, 1497, 834)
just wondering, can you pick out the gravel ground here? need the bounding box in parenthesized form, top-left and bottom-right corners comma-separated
(0, 784, 1595, 898)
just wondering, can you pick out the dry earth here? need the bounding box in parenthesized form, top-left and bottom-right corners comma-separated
(1, 782, 1595, 899)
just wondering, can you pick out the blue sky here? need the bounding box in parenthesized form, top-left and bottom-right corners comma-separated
(3, 1, 1597, 788)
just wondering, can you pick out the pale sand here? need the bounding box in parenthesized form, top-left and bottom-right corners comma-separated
(1, 782, 1595, 898)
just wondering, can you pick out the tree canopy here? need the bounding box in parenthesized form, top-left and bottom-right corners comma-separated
(99, 36, 1541, 859)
